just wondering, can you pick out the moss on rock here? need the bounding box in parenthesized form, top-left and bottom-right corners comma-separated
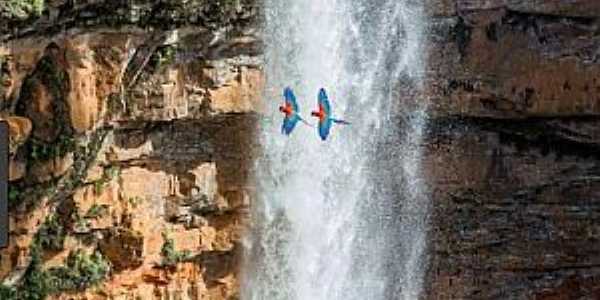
(0, 0, 45, 20)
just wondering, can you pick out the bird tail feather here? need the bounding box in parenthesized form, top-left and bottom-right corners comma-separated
(332, 118, 350, 125)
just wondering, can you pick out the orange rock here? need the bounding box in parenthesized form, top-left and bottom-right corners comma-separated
(142, 267, 171, 285)
(29, 153, 74, 183)
(0, 197, 50, 279)
(0, 38, 46, 103)
(0, 25, 254, 300)
(199, 226, 217, 251)
(188, 163, 218, 200)
(8, 158, 25, 181)
(99, 229, 144, 271)
(26, 82, 59, 142)
(2, 115, 32, 154)
(84, 164, 104, 183)
(64, 34, 130, 133)
(170, 226, 202, 253)
(107, 139, 154, 162)
(120, 166, 171, 201)
(207, 274, 239, 300)
(223, 189, 250, 210)
(208, 67, 264, 113)
(73, 183, 120, 216)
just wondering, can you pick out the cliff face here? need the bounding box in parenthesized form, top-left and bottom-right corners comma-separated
(3, 0, 599, 299)
(0, 1, 261, 299)
(424, 1, 600, 299)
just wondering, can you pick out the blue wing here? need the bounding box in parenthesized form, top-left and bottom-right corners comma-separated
(318, 118, 333, 140)
(282, 114, 300, 135)
(318, 88, 331, 117)
(284, 87, 299, 112)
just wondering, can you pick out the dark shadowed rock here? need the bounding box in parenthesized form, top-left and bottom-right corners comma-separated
(423, 0, 600, 298)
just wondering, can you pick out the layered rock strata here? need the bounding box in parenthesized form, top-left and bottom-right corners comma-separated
(423, 1, 600, 299)
(0, 1, 261, 299)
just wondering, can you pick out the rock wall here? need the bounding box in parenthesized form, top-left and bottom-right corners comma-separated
(0, 1, 261, 299)
(3, 0, 599, 299)
(423, 1, 600, 299)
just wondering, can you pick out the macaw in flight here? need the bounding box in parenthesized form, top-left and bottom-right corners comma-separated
(311, 88, 350, 141)
(279, 87, 310, 135)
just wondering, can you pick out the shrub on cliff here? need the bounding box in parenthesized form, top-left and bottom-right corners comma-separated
(1, 0, 44, 20)
(0, 285, 17, 299)
(160, 232, 192, 267)
(45, 250, 110, 292)
(36, 215, 65, 252)
(3, 248, 110, 299)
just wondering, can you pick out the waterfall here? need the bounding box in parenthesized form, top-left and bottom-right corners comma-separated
(243, 0, 429, 299)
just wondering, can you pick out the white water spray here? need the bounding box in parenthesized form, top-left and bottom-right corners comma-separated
(243, 1, 429, 299)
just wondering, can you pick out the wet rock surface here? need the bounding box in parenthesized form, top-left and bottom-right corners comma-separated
(424, 118, 600, 299)
(424, 1, 600, 299)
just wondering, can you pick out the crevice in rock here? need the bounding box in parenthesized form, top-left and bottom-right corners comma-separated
(427, 116, 600, 159)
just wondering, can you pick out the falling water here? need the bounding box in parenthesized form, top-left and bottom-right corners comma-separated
(243, 0, 428, 299)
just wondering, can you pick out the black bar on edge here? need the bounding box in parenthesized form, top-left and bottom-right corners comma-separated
(0, 121, 7, 248)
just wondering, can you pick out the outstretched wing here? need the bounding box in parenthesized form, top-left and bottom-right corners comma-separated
(318, 88, 331, 117)
(318, 118, 333, 141)
(284, 87, 299, 112)
(282, 114, 300, 135)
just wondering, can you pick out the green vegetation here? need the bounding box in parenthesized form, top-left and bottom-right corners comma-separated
(452, 17, 472, 57)
(105, 165, 120, 180)
(45, 250, 110, 292)
(128, 196, 144, 208)
(150, 45, 178, 71)
(0, 124, 111, 299)
(71, 212, 89, 232)
(93, 180, 104, 195)
(0, 285, 17, 299)
(10, 210, 110, 300)
(18, 244, 50, 300)
(18, 53, 73, 160)
(33, 55, 67, 102)
(1, 0, 45, 20)
(107, 93, 124, 115)
(85, 204, 109, 219)
(22, 57, 76, 163)
(160, 232, 191, 267)
(8, 186, 22, 204)
(0, 231, 109, 300)
(7, 181, 58, 209)
(35, 215, 65, 252)
(92, 165, 120, 195)
(220, 0, 240, 7)
(28, 135, 76, 162)
(2, 248, 110, 299)
(14, 128, 108, 212)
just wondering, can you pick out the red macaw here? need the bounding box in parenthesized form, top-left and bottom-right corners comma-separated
(279, 87, 310, 135)
(311, 88, 350, 140)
